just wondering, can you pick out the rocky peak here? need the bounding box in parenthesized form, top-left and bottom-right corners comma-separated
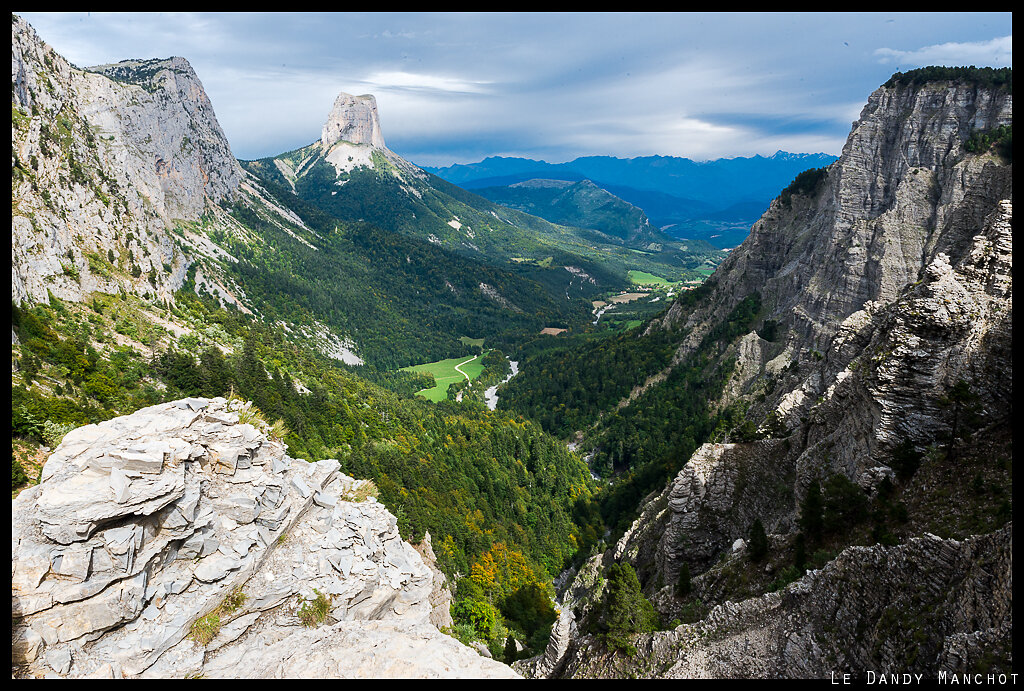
(320, 92, 386, 150)
(11, 14, 244, 305)
(653, 73, 1011, 363)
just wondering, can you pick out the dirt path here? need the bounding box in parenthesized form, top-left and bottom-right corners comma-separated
(452, 355, 478, 381)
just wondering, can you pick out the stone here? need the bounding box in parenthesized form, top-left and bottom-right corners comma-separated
(12, 627, 45, 664)
(193, 553, 242, 583)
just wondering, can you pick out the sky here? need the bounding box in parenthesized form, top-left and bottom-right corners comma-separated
(18, 12, 1013, 167)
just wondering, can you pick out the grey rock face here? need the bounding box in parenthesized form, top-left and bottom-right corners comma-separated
(11, 15, 242, 305)
(545, 77, 1012, 679)
(320, 92, 386, 149)
(11, 398, 518, 679)
(555, 526, 1012, 679)
(647, 79, 1011, 379)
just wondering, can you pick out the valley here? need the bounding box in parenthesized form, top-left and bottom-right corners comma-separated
(10, 12, 1012, 682)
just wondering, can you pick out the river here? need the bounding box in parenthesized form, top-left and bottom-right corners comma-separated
(484, 360, 519, 410)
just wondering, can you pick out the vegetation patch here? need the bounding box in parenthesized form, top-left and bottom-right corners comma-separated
(297, 589, 332, 627)
(778, 167, 828, 208)
(402, 353, 486, 402)
(627, 270, 677, 287)
(188, 587, 249, 647)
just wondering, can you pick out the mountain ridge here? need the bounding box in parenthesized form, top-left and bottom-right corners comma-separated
(513, 68, 1012, 679)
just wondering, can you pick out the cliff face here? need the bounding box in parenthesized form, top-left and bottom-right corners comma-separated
(11, 15, 246, 305)
(538, 74, 1012, 678)
(11, 398, 518, 679)
(321, 92, 387, 150)
(557, 526, 1012, 679)
(648, 78, 1011, 379)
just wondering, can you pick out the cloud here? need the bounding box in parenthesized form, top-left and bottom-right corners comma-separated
(18, 12, 1014, 165)
(874, 35, 1012, 67)
(358, 71, 493, 95)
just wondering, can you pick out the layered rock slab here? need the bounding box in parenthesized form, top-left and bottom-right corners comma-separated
(12, 397, 518, 679)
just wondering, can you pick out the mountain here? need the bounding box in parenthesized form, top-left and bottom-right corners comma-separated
(239, 95, 711, 281)
(10, 17, 602, 370)
(10, 11, 1013, 681)
(424, 151, 840, 220)
(12, 18, 242, 306)
(505, 68, 1012, 678)
(472, 178, 668, 247)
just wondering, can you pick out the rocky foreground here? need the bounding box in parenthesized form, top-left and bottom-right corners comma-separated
(11, 397, 519, 679)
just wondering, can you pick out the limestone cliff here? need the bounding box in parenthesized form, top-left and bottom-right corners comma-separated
(11, 397, 518, 679)
(11, 15, 356, 349)
(321, 92, 387, 150)
(11, 15, 244, 305)
(556, 526, 1012, 679)
(535, 72, 1012, 678)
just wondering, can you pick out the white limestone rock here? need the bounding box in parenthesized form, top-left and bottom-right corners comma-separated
(12, 396, 509, 679)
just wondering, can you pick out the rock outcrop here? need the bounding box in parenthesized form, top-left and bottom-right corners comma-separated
(321, 92, 386, 150)
(11, 398, 519, 679)
(554, 525, 1012, 679)
(11, 15, 244, 305)
(652, 77, 1011, 354)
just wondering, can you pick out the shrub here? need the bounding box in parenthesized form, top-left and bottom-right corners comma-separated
(451, 598, 499, 639)
(799, 482, 824, 544)
(189, 612, 221, 646)
(41, 420, 76, 448)
(12, 455, 30, 489)
(889, 439, 923, 480)
(779, 167, 828, 208)
(822, 473, 869, 534)
(794, 532, 807, 570)
(297, 589, 331, 627)
(768, 565, 802, 592)
(675, 563, 692, 597)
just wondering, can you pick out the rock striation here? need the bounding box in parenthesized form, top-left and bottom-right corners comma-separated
(321, 93, 386, 150)
(11, 397, 519, 679)
(643, 75, 1011, 404)
(554, 525, 1012, 679)
(11, 15, 245, 305)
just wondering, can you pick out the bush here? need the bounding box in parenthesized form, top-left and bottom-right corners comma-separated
(189, 612, 221, 646)
(41, 420, 76, 448)
(822, 473, 869, 534)
(675, 562, 692, 597)
(779, 167, 828, 208)
(297, 589, 331, 627)
(768, 565, 802, 592)
(889, 439, 923, 480)
(451, 598, 500, 639)
(883, 66, 1012, 91)
(12, 455, 30, 489)
(502, 582, 556, 641)
(799, 482, 824, 544)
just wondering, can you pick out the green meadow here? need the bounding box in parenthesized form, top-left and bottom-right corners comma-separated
(402, 353, 487, 402)
(627, 269, 677, 286)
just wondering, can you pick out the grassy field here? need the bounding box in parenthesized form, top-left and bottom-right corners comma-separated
(402, 353, 486, 402)
(459, 336, 485, 348)
(628, 269, 677, 287)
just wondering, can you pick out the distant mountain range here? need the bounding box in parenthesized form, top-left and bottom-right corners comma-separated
(471, 178, 668, 248)
(423, 151, 839, 247)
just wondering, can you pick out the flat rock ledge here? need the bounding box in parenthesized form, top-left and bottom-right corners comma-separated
(12, 397, 519, 679)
